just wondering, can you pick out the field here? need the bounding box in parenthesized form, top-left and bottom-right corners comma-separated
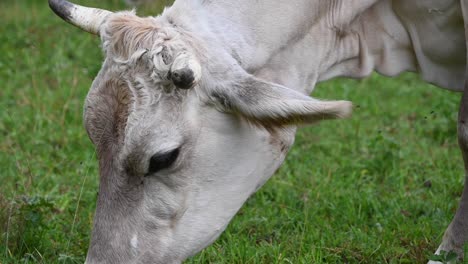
(0, 0, 464, 263)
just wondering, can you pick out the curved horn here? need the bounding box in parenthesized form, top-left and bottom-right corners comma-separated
(170, 53, 202, 90)
(48, 0, 112, 35)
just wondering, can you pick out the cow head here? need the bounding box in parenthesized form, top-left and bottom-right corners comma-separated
(49, 0, 352, 263)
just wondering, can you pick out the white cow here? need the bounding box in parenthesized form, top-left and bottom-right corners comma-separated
(48, 0, 467, 263)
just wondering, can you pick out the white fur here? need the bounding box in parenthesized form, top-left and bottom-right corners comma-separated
(131, 234, 138, 250)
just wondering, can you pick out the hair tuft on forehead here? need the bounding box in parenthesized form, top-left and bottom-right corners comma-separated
(101, 11, 163, 58)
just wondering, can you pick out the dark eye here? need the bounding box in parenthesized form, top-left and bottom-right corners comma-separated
(146, 148, 180, 176)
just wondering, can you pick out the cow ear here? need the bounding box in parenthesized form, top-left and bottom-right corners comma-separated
(208, 75, 352, 127)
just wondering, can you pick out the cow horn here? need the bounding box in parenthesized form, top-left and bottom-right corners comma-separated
(48, 0, 112, 35)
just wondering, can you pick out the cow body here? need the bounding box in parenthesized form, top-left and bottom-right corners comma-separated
(170, 0, 465, 91)
(48, 0, 468, 263)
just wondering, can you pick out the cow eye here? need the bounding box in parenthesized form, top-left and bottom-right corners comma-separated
(147, 148, 180, 176)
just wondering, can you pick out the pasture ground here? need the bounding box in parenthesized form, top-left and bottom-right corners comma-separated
(0, 0, 464, 263)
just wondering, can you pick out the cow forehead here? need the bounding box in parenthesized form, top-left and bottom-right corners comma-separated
(125, 94, 187, 135)
(101, 11, 160, 58)
(85, 63, 190, 156)
(101, 11, 186, 61)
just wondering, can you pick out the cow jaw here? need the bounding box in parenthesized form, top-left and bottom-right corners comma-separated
(169, 105, 296, 258)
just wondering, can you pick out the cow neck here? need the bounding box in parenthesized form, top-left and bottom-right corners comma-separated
(318, 0, 465, 91)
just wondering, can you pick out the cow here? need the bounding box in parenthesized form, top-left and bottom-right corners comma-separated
(48, 0, 467, 263)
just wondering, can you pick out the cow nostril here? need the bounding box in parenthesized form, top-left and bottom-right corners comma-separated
(170, 69, 195, 89)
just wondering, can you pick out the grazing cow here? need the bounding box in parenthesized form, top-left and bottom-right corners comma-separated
(48, 0, 467, 263)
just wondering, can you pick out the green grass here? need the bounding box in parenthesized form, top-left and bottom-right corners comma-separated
(0, 0, 464, 263)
